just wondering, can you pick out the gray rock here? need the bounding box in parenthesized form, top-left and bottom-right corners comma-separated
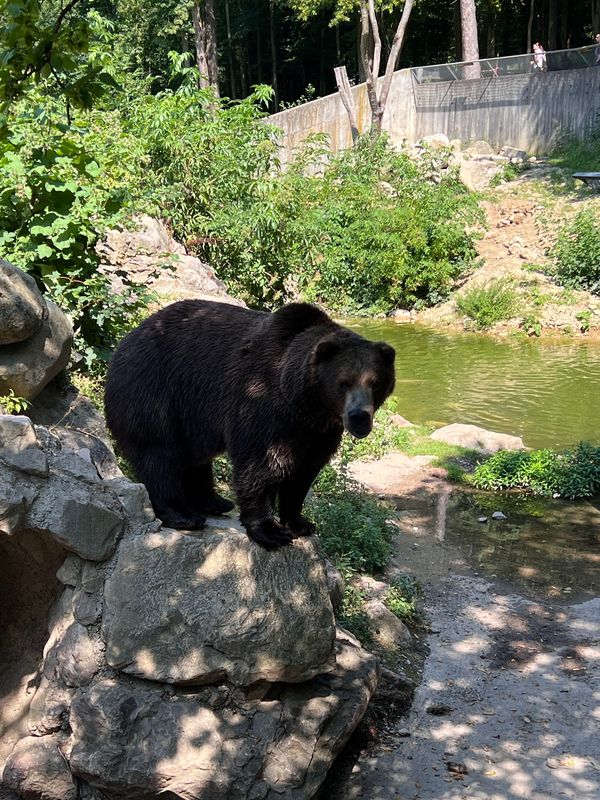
(0, 462, 35, 535)
(28, 676, 74, 736)
(501, 145, 528, 160)
(459, 158, 502, 191)
(491, 511, 508, 520)
(104, 477, 155, 524)
(98, 216, 243, 304)
(0, 260, 46, 345)
(69, 632, 378, 800)
(26, 476, 124, 561)
(54, 622, 101, 687)
(364, 599, 412, 649)
(430, 423, 525, 454)
(0, 415, 48, 477)
(56, 554, 82, 588)
(467, 140, 496, 156)
(421, 133, 450, 148)
(2, 734, 76, 800)
(80, 562, 106, 594)
(72, 589, 102, 625)
(103, 526, 336, 685)
(0, 299, 72, 400)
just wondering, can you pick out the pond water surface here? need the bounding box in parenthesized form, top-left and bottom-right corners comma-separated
(349, 320, 600, 450)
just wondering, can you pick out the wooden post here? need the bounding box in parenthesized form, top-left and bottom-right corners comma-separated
(334, 65, 360, 144)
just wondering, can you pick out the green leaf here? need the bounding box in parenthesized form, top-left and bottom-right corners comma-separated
(36, 243, 53, 258)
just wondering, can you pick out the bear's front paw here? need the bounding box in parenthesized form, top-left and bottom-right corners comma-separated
(245, 519, 294, 550)
(159, 509, 207, 531)
(284, 516, 316, 537)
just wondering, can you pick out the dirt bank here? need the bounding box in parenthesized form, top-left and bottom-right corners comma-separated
(415, 171, 600, 338)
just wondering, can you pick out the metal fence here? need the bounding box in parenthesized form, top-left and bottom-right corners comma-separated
(411, 44, 599, 84)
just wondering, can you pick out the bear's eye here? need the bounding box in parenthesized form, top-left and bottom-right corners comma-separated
(339, 379, 351, 391)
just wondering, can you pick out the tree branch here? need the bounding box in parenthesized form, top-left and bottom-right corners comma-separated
(378, 0, 414, 115)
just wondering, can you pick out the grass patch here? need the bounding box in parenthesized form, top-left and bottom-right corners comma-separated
(384, 574, 422, 624)
(456, 278, 519, 329)
(550, 133, 600, 174)
(470, 442, 600, 499)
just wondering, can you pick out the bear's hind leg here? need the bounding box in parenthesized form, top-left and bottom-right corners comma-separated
(183, 463, 235, 516)
(131, 446, 207, 530)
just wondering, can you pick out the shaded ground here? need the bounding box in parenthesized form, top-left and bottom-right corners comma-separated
(322, 455, 600, 799)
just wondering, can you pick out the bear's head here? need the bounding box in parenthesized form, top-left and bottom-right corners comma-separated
(312, 333, 396, 438)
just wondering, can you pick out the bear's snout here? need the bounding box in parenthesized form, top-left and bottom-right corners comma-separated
(343, 385, 374, 438)
(345, 408, 373, 438)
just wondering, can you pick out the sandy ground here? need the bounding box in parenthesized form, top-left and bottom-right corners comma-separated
(327, 454, 600, 800)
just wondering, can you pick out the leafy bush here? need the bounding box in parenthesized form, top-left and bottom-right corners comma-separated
(470, 442, 600, 499)
(307, 465, 394, 574)
(0, 390, 30, 414)
(457, 279, 519, 328)
(120, 91, 481, 311)
(550, 209, 600, 294)
(384, 574, 422, 623)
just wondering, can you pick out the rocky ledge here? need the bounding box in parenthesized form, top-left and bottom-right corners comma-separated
(0, 414, 378, 800)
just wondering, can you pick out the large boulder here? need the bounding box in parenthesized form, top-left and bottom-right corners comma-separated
(0, 416, 381, 799)
(430, 423, 525, 454)
(103, 523, 336, 685)
(0, 416, 126, 559)
(459, 158, 502, 191)
(0, 298, 72, 400)
(0, 261, 47, 345)
(68, 631, 378, 800)
(98, 215, 243, 304)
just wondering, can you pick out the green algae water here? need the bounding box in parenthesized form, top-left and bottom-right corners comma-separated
(348, 321, 600, 450)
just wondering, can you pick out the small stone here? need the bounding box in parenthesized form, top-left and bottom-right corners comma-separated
(491, 511, 508, 520)
(56, 555, 82, 588)
(477, 516, 488, 523)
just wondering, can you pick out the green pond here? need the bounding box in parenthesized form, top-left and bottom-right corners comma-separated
(349, 321, 600, 450)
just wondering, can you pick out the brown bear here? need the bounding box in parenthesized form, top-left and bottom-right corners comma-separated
(104, 300, 395, 549)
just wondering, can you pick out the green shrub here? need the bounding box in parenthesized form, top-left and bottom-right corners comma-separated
(470, 442, 600, 499)
(384, 574, 422, 623)
(457, 279, 519, 328)
(0, 390, 30, 414)
(551, 209, 600, 294)
(307, 465, 394, 574)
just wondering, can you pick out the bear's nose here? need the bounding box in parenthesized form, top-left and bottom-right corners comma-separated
(346, 409, 373, 438)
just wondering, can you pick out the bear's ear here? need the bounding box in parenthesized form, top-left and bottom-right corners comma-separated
(377, 342, 395, 364)
(313, 336, 342, 363)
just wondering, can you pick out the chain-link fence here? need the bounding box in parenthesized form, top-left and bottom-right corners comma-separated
(411, 44, 599, 85)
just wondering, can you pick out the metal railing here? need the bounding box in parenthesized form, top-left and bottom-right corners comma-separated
(411, 44, 599, 84)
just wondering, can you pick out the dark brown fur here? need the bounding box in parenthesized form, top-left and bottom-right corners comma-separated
(104, 300, 395, 549)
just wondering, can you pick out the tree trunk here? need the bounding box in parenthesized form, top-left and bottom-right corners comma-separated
(459, 0, 480, 79)
(205, 0, 219, 95)
(192, 3, 210, 89)
(547, 0, 558, 50)
(224, 0, 236, 97)
(527, 0, 535, 54)
(454, 0, 462, 61)
(269, 0, 279, 108)
(594, 1, 600, 38)
(334, 65, 359, 143)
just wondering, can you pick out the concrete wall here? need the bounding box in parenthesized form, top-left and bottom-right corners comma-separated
(269, 65, 600, 159)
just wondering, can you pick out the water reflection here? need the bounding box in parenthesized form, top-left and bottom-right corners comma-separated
(348, 321, 600, 449)
(443, 491, 600, 601)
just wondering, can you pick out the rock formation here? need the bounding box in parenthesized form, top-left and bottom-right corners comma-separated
(97, 215, 243, 304)
(0, 260, 73, 400)
(0, 414, 379, 800)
